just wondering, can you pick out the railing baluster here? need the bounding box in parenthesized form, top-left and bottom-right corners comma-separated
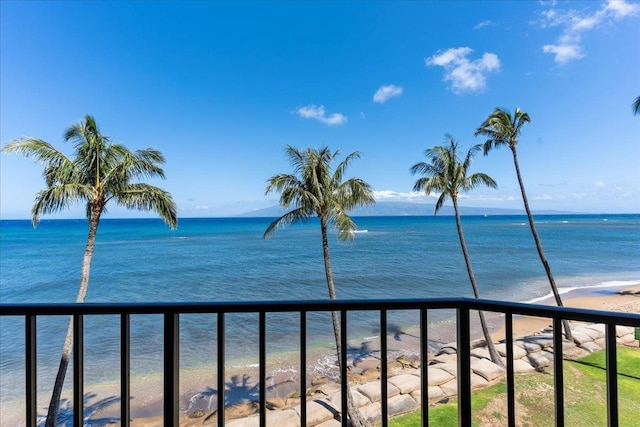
(26, 314, 37, 427)
(380, 309, 388, 427)
(259, 311, 266, 427)
(164, 312, 179, 426)
(553, 317, 564, 427)
(505, 313, 515, 427)
(420, 308, 428, 427)
(456, 307, 471, 427)
(300, 311, 307, 427)
(73, 314, 84, 427)
(218, 312, 225, 427)
(121, 313, 131, 427)
(340, 310, 348, 427)
(605, 323, 619, 427)
(2, 298, 639, 427)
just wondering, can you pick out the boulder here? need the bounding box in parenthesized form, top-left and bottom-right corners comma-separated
(616, 325, 633, 337)
(439, 379, 458, 397)
(514, 338, 543, 353)
(512, 359, 536, 373)
(387, 394, 419, 417)
(427, 367, 455, 386)
(388, 374, 421, 394)
(265, 409, 300, 427)
(470, 372, 490, 388)
(570, 330, 595, 346)
(494, 343, 527, 359)
(301, 399, 338, 426)
(357, 380, 400, 403)
(470, 357, 504, 382)
(470, 347, 491, 360)
(358, 401, 382, 425)
(580, 341, 602, 353)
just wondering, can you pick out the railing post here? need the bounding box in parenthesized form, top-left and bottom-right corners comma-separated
(605, 323, 619, 427)
(25, 314, 37, 427)
(121, 313, 131, 427)
(457, 306, 471, 427)
(164, 312, 179, 426)
(505, 313, 515, 427)
(340, 309, 348, 427)
(380, 309, 388, 427)
(420, 308, 428, 427)
(73, 314, 84, 427)
(218, 312, 225, 427)
(259, 311, 266, 427)
(553, 317, 564, 427)
(300, 311, 307, 427)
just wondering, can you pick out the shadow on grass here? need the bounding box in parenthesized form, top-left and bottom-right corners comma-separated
(570, 359, 640, 381)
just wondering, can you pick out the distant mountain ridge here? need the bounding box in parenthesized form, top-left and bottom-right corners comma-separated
(238, 201, 575, 217)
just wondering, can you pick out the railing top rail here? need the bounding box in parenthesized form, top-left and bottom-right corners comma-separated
(1, 297, 639, 326)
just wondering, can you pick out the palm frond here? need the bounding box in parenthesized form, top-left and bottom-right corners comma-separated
(114, 184, 177, 228)
(476, 107, 530, 153)
(332, 207, 358, 242)
(332, 150, 360, 187)
(434, 192, 449, 214)
(31, 184, 92, 225)
(3, 138, 75, 169)
(412, 135, 496, 214)
(633, 96, 640, 115)
(264, 146, 372, 241)
(7, 115, 177, 228)
(263, 207, 311, 239)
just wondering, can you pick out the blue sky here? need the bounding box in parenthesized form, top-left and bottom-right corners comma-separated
(1, 0, 639, 218)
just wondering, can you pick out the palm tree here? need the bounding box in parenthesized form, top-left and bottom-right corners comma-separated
(633, 96, 640, 115)
(263, 145, 375, 427)
(475, 107, 573, 341)
(410, 135, 503, 367)
(2, 114, 178, 427)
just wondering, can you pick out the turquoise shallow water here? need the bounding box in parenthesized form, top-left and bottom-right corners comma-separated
(1, 214, 639, 421)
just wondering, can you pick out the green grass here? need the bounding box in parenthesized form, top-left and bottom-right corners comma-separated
(386, 347, 640, 427)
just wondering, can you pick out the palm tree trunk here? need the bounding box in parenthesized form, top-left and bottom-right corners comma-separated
(453, 197, 504, 367)
(319, 217, 371, 427)
(511, 148, 573, 341)
(45, 211, 100, 427)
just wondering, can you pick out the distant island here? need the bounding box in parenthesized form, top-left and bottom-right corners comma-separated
(238, 201, 577, 218)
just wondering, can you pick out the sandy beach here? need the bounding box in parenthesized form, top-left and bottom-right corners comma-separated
(492, 283, 640, 340)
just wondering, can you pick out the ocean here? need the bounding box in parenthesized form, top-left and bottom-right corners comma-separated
(1, 214, 639, 422)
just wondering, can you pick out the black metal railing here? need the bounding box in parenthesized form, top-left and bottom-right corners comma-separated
(2, 297, 639, 427)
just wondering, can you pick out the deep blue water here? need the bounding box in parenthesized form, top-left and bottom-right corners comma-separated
(1, 214, 639, 418)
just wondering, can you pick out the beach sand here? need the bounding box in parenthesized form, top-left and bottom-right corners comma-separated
(492, 283, 640, 341)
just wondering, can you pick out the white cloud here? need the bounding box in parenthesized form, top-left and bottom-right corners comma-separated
(594, 181, 607, 188)
(372, 190, 430, 201)
(536, 0, 639, 63)
(425, 47, 501, 94)
(295, 105, 347, 126)
(373, 84, 404, 104)
(474, 20, 494, 30)
(542, 43, 584, 62)
(605, 0, 638, 18)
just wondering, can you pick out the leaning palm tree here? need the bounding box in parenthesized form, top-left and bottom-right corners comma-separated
(475, 107, 573, 341)
(2, 114, 178, 427)
(633, 96, 640, 115)
(263, 145, 374, 427)
(411, 135, 503, 367)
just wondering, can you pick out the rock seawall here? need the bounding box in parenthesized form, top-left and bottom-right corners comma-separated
(187, 324, 638, 427)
